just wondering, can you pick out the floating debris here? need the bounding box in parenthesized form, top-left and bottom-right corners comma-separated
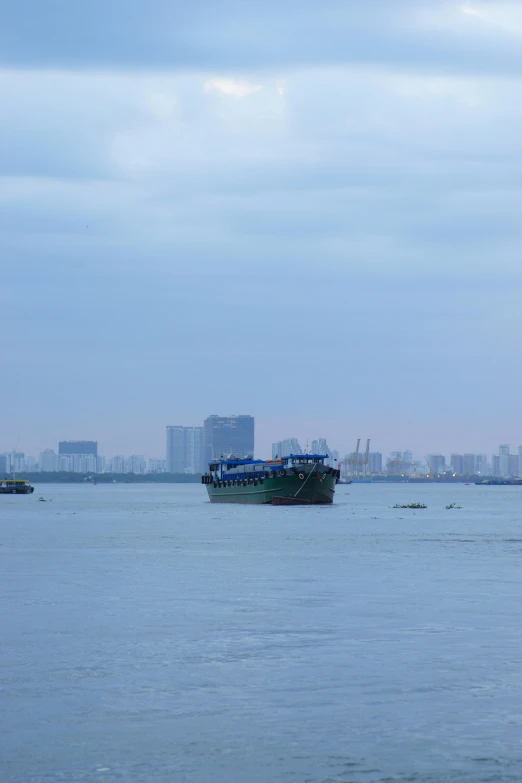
(393, 503, 427, 509)
(445, 503, 462, 509)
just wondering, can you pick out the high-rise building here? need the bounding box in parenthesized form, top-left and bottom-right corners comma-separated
(6, 452, 25, 472)
(148, 458, 166, 473)
(310, 439, 339, 468)
(368, 452, 383, 473)
(311, 438, 330, 455)
(450, 454, 464, 475)
(166, 426, 205, 473)
(39, 449, 59, 472)
(272, 438, 302, 459)
(508, 454, 519, 476)
(203, 415, 254, 463)
(496, 445, 510, 476)
(70, 454, 97, 473)
(125, 455, 146, 475)
(463, 454, 476, 475)
(475, 454, 488, 474)
(108, 456, 124, 473)
(59, 441, 98, 457)
(0, 455, 7, 474)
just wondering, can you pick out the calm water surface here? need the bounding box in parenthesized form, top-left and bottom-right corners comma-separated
(1, 483, 521, 783)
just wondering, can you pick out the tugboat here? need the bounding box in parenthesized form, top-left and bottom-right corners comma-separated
(201, 454, 339, 504)
(0, 478, 35, 494)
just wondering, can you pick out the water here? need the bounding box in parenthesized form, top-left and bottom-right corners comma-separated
(1, 483, 521, 783)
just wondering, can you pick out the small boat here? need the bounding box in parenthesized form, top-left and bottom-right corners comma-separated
(0, 478, 35, 495)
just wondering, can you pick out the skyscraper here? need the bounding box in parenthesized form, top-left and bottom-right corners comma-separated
(203, 415, 254, 463)
(59, 441, 97, 457)
(311, 438, 330, 455)
(498, 445, 510, 476)
(166, 426, 205, 473)
(463, 454, 476, 475)
(450, 454, 464, 475)
(125, 455, 146, 475)
(368, 452, 383, 473)
(272, 438, 302, 458)
(475, 454, 488, 474)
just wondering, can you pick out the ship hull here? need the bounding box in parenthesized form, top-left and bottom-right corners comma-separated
(0, 487, 34, 494)
(206, 473, 336, 504)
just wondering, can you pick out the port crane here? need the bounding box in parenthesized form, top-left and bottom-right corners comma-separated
(387, 456, 415, 476)
(424, 455, 434, 479)
(341, 438, 371, 479)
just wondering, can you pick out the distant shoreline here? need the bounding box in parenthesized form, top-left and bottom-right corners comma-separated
(5, 472, 202, 484)
(5, 472, 502, 485)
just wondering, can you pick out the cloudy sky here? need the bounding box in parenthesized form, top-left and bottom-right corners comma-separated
(2, 1, 521, 460)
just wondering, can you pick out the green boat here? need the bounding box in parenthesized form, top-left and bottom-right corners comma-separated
(201, 454, 339, 504)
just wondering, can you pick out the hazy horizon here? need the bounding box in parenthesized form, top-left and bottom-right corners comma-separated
(4, 417, 521, 464)
(3, 2, 521, 461)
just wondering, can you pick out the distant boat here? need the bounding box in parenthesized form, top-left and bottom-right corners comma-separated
(0, 478, 35, 495)
(475, 479, 522, 486)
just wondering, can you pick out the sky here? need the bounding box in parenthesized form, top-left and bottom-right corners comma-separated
(2, 1, 521, 460)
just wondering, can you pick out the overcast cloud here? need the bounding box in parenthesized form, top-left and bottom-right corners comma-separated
(2, 1, 521, 459)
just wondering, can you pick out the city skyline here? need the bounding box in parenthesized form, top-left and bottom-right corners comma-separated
(4, 422, 522, 466)
(3, 437, 522, 478)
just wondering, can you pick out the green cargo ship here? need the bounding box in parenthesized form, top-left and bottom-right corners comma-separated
(201, 454, 339, 504)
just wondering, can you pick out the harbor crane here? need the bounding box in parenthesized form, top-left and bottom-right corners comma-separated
(341, 438, 371, 479)
(424, 455, 434, 479)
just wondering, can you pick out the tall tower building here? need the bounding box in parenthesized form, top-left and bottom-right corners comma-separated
(498, 445, 510, 476)
(368, 452, 383, 473)
(450, 454, 464, 475)
(203, 415, 254, 463)
(272, 438, 302, 458)
(59, 441, 98, 457)
(166, 426, 205, 474)
(311, 438, 330, 455)
(463, 454, 476, 475)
